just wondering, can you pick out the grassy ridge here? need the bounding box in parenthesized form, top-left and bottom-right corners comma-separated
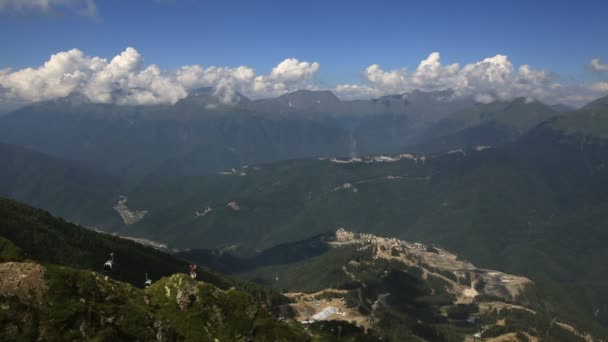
(0, 142, 122, 229)
(0, 198, 375, 341)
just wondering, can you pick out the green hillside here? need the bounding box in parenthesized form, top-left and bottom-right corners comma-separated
(409, 98, 559, 153)
(121, 123, 608, 334)
(0, 143, 122, 229)
(0, 196, 295, 309)
(0, 198, 395, 341)
(0, 261, 313, 341)
(429, 98, 558, 135)
(550, 95, 608, 138)
(0, 197, 218, 287)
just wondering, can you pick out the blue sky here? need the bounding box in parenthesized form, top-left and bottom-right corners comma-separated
(1, 0, 608, 105)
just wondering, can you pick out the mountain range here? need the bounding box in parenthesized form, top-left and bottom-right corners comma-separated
(0, 89, 563, 223)
(0, 89, 551, 186)
(2, 90, 608, 339)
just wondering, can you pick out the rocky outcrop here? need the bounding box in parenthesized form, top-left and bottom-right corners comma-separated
(0, 262, 46, 304)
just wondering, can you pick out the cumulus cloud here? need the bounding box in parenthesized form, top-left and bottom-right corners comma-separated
(334, 52, 608, 106)
(0, 47, 321, 105)
(1, 48, 606, 107)
(589, 58, 608, 73)
(0, 0, 97, 16)
(173, 58, 319, 103)
(175, 64, 257, 104)
(0, 47, 187, 105)
(267, 58, 319, 83)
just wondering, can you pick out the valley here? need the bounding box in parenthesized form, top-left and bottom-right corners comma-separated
(1, 91, 608, 340)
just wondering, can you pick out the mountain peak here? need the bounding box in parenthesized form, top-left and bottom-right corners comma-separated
(180, 87, 252, 108)
(550, 103, 575, 113)
(583, 94, 608, 110)
(60, 92, 92, 105)
(286, 89, 336, 96)
(280, 89, 340, 102)
(403, 88, 456, 99)
(249, 89, 343, 113)
(550, 94, 608, 138)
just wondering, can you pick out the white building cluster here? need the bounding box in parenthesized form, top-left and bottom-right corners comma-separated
(335, 227, 430, 253)
(322, 153, 424, 165)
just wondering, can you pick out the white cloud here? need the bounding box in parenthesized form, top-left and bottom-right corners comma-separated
(0, 0, 97, 16)
(474, 93, 495, 104)
(591, 82, 608, 92)
(0, 47, 188, 105)
(82, 47, 188, 105)
(173, 58, 319, 103)
(589, 58, 608, 73)
(190, 65, 258, 103)
(0, 48, 93, 101)
(249, 58, 320, 100)
(336, 52, 608, 106)
(268, 58, 319, 83)
(361, 64, 405, 94)
(334, 84, 382, 100)
(1, 48, 606, 107)
(0, 47, 321, 105)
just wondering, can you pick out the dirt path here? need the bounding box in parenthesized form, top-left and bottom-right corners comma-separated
(478, 302, 536, 315)
(0, 262, 47, 304)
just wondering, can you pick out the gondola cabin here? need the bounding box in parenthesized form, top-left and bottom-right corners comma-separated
(103, 252, 114, 271)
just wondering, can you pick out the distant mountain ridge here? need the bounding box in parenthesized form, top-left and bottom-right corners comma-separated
(550, 94, 608, 138)
(0, 142, 122, 228)
(0, 89, 565, 187)
(582, 94, 608, 110)
(410, 97, 560, 153)
(0, 90, 595, 238)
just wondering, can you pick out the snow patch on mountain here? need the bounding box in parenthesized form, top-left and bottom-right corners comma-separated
(331, 183, 358, 193)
